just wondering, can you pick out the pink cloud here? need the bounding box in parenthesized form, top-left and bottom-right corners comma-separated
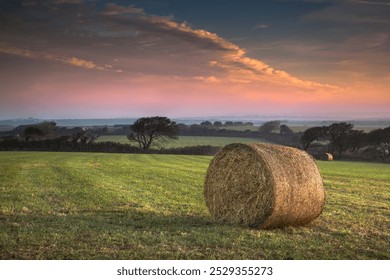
(102, 5, 340, 91)
(0, 45, 119, 71)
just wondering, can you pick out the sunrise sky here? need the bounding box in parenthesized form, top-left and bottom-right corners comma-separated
(0, 0, 389, 119)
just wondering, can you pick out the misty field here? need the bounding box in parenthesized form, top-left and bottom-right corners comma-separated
(0, 151, 389, 259)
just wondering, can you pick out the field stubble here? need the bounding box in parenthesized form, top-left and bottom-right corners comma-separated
(0, 152, 389, 259)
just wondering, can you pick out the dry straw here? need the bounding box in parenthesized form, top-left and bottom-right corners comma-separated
(317, 153, 333, 161)
(204, 143, 325, 229)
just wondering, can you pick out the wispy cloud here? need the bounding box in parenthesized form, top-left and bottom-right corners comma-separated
(0, 1, 340, 90)
(193, 76, 221, 83)
(103, 4, 338, 90)
(349, 0, 390, 6)
(253, 24, 269, 30)
(0, 45, 118, 71)
(304, 0, 390, 23)
(102, 3, 145, 15)
(1, 0, 389, 118)
(66, 57, 99, 69)
(49, 0, 84, 4)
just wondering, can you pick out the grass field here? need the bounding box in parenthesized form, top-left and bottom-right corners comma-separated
(218, 125, 259, 132)
(0, 151, 389, 259)
(96, 135, 265, 148)
(215, 125, 379, 133)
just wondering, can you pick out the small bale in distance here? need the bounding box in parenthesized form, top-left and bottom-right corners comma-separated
(317, 153, 333, 161)
(204, 143, 325, 229)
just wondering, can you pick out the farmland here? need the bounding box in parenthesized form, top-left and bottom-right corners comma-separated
(0, 151, 389, 259)
(96, 135, 266, 148)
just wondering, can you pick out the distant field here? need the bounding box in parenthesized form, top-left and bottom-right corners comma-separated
(219, 125, 382, 133)
(208, 125, 307, 133)
(218, 125, 258, 131)
(0, 151, 389, 259)
(0, 125, 14, 132)
(288, 125, 382, 133)
(97, 135, 266, 148)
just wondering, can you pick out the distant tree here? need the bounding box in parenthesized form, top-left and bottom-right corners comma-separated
(68, 127, 99, 144)
(80, 129, 100, 144)
(189, 124, 201, 133)
(301, 126, 329, 150)
(328, 122, 354, 154)
(233, 121, 243, 126)
(258, 120, 281, 134)
(69, 128, 85, 143)
(24, 126, 43, 141)
(23, 121, 58, 141)
(128, 116, 178, 150)
(368, 126, 390, 160)
(280, 124, 294, 135)
(345, 130, 367, 152)
(213, 121, 222, 127)
(36, 121, 57, 138)
(200, 121, 212, 126)
(243, 122, 254, 126)
(224, 121, 233, 126)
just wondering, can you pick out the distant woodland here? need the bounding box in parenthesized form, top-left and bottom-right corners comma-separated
(0, 118, 389, 162)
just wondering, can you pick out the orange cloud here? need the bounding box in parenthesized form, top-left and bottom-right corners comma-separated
(0, 45, 116, 71)
(193, 76, 221, 83)
(103, 6, 340, 91)
(67, 57, 100, 69)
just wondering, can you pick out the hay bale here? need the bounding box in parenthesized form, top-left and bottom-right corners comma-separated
(204, 143, 325, 229)
(317, 153, 333, 161)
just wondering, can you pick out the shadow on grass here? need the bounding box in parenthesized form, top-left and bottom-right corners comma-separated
(1, 209, 389, 260)
(0, 209, 243, 259)
(0, 208, 222, 237)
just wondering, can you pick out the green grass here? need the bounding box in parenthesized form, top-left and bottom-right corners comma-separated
(96, 135, 266, 148)
(218, 125, 259, 131)
(0, 151, 389, 259)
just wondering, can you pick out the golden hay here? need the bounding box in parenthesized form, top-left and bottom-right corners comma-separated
(317, 153, 333, 161)
(204, 143, 325, 229)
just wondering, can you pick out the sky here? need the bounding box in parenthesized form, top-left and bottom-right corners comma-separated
(0, 0, 389, 119)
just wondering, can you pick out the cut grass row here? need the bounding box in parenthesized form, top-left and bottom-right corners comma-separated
(0, 151, 389, 259)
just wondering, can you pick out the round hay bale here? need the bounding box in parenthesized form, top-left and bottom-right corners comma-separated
(317, 153, 333, 161)
(204, 143, 325, 229)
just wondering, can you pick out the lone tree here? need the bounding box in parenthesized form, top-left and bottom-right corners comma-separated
(280, 124, 294, 135)
(328, 122, 354, 154)
(301, 126, 329, 150)
(258, 120, 281, 134)
(213, 121, 222, 127)
(70, 127, 100, 144)
(368, 126, 390, 160)
(23, 121, 57, 141)
(200, 121, 212, 126)
(128, 116, 179, 150)
(24, 126, 43, 141)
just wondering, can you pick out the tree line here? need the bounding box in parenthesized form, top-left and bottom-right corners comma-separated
(0, 118, 219, 155)
(0, 117, 389, 161)
(301, 122, 390, 161)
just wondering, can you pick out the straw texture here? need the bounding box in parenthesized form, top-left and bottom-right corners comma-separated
(204, 143, 325, 229)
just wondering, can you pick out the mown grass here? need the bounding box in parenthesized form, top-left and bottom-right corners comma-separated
(0, 151, 389, 259)
(96, 135, 265, 148)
